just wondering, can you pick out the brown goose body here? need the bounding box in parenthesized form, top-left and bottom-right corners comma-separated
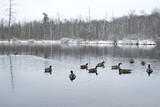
(146, 64, 153, 76)
(88, 66, 98, 75)
(112, 63, 122, 69)
(97, 61, 105, 67)
(69, 71, 76, 81)
(130, 59, 134, 63)
(45, 65, 52, 74)
(141, 61, 146, 66)
(119, 69, 132, 75)
(80, 63, 88, 70)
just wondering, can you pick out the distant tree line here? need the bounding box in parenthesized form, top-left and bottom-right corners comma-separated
(0, 8, 160, 41)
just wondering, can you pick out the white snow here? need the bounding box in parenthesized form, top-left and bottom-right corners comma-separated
(138, 40, 156, 45)
(117, 39, 156, 45)
(0, 40, 61, 45)
(61, 38, 83, 44)
(0, 38, 156, 46)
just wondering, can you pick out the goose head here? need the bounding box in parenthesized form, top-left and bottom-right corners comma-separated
(148, 64, 150, 68)
(70, 70, 73, 74)
(118, 63, 122, 66)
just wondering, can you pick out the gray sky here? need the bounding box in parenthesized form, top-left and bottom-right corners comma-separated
(0, 0, 160, 21)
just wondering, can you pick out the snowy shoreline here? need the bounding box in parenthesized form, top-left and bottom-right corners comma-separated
(0, 38, 156, 45)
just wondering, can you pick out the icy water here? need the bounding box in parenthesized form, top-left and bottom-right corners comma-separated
(0, 44, 160, 107)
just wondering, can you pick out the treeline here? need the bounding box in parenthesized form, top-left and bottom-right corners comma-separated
(0, 8, 160, 41)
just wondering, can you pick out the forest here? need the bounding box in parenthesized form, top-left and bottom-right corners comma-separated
(0, 8, 160, 42)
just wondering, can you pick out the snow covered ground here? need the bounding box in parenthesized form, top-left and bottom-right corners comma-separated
(117, 39, 156, 45)
(0, 38, 156, 45)
(0, 39, 61, 45)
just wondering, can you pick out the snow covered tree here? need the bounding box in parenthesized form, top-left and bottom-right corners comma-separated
(42, 12, 49, 23)
(42, 12, 50, 39)
(7, 0, 16, 42)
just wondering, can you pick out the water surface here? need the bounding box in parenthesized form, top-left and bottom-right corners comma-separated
(0, 44, 160, 107)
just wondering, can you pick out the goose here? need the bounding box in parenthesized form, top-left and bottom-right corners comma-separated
(146, 64, 153, 76)
(88, 66, 98, 75)
(130, 59, 134, 63)
(45, 65, 52, 74)
(7, 53, 10, 56)
(69, 70, 76, 81)
(141, 61, 146, 66)
(14, 52, 18, 55)
(111, 63, 122, 69)
(80, 63, 88, 70)
(119, 68, 132, 75)
(97, 61, 105, 68)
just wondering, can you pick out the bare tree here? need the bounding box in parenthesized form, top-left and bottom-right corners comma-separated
(4, 0, 17, 93)
(128, 9, 136, 34)
(151, 8, 160, 15)
(87, 7, 91, 40)
(7, 0, 16, 43)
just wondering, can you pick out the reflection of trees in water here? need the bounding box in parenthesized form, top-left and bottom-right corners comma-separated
(9, 55, 14, 92)
(0, 44, 159, 59)
(8, 44, 14, 92)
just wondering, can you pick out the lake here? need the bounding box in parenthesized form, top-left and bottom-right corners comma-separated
(0, 43, 160, 107)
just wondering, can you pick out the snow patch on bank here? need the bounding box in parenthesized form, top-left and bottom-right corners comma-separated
(0, 39, 61, 44)
(0, 38, 156, 45)
(60, 38, 114, 45)
(117, 39, 156, 45)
